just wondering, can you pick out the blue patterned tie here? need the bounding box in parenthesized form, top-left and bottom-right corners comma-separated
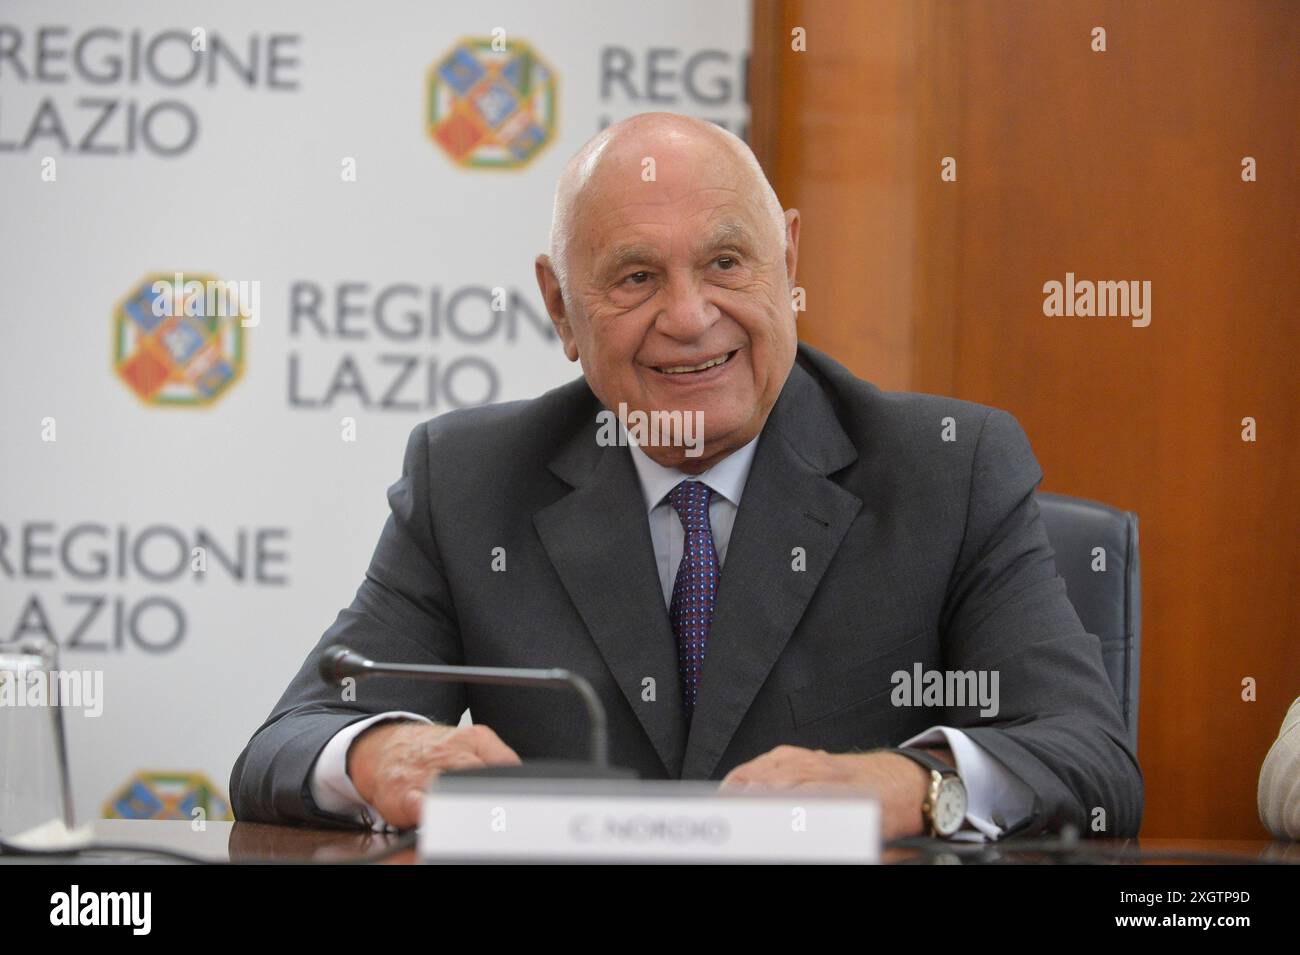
(667, 480, 719, 716)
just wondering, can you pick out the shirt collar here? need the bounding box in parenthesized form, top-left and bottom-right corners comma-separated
(626, 433, 761, 513)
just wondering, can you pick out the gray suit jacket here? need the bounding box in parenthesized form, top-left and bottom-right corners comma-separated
(230, 343, 1143, 835)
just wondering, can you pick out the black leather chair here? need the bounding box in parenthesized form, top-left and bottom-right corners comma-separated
(1035, 492, 1141, 750)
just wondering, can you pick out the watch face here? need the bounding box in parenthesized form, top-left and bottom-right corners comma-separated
(932, 778, 968, 836)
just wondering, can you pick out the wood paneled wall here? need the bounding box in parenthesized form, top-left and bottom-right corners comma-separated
(751, 0, 1299, 839)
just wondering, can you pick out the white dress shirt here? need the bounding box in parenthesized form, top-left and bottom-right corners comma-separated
(311, 435, 1034, 839)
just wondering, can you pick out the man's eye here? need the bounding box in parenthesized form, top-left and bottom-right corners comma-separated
(715, 256, 737, 270)
(623, 271, 650, 285)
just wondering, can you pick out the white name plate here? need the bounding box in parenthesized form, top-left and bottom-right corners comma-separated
(419, 778, 880, 863)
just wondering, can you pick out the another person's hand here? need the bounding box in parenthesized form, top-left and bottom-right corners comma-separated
(719, 744, 942, 841)
(346, 722, 522, 828)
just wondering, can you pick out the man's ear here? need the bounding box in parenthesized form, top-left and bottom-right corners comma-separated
(783, 208, 801, 285)
(535, 254, 580, 362)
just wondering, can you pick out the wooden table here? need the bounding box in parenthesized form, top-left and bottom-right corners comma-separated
(55, 820, 1300, 865)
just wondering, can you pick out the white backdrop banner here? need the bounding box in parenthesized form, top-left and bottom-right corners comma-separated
(0, 0, 750, 824)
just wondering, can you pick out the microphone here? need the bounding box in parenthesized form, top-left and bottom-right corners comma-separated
(318, 646, 636, 779)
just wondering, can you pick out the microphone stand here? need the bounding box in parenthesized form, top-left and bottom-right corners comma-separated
(319, 646, 638, 780)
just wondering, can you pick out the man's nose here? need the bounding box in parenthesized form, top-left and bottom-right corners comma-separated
(653, 271, 720, 341)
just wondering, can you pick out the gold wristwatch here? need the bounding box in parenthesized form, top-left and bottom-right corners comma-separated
(892, 747, 968, 837)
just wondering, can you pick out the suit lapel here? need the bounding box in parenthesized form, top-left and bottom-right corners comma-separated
(680, 361, 863, 779)
(534, 420, 687, 777)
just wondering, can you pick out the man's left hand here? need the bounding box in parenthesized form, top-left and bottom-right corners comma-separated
(719, 745, 952, 841)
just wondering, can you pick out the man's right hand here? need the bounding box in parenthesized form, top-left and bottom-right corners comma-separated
(346, 721, 522, 828)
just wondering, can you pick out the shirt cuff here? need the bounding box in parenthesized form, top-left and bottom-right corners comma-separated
(899, 726, 1035, 841)
(309, 711, 433, 831)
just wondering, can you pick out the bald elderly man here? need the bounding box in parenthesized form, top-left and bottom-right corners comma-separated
(231, 113, 1142, 841)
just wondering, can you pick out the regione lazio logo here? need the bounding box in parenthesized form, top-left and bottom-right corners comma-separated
(427, 37, 557, 169)
(104, 770, 232, 821)
(113, 273, 245, 407)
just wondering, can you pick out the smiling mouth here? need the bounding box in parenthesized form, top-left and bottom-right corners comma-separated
(652, 350, 739, 375)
